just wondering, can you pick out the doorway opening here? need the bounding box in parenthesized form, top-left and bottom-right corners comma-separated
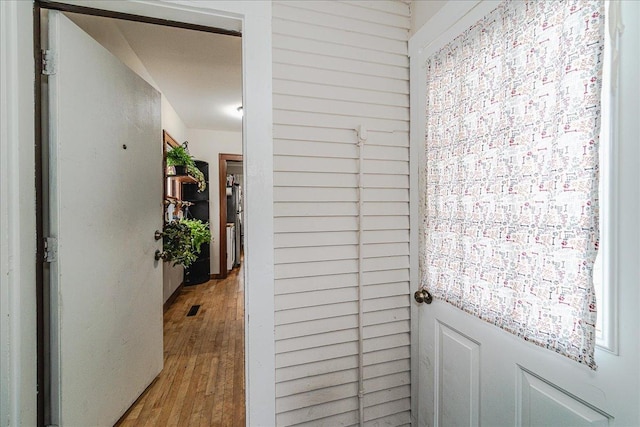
(219, 154, 244, 279)
(36, 2, 253, 425)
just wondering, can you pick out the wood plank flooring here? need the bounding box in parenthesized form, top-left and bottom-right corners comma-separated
(116, 266, 245, 427)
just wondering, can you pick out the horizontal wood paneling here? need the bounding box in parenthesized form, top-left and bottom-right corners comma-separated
(274, 156, 358, 174)
(276, 315, 359, 341)
(273, 79, 409, 106)
(343, 0, 410, 16)
(276, 342, 359, 369)
(293, 410, 359, 427)
(363, 359, 411, 380)
(364, 321, 410, 340)
(276, 329, 359, 354)
(275, 273, 358, 295)
(276, 355, 359, 383)
(275, 302, 358, 326)
(276, 396, 359, 426)
(275, 245, 357, 264)
(363, 385, 411, 407)
(284, 1, 410, 30)
(273, 34, 407, 69)
(364, 372, 410, 393)
(274, 125, 407, 146)
(363, 282, 410, 299)
(277, 371, 358, 398)
(365, 404, 412, 425)
(272, 64, 408, 96)
(273, 18, 407, 55)
(274, 110, 409, 132)
(363, 346, 411, 366)
(273, 1, 410, 425)
(273, 3, 408, 41)
(364, 308, 410, 327)
(276, 287, 358, 311)
(274, 93, 409, 121)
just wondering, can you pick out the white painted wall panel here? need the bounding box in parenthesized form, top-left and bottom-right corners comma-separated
(284, 1, 410, 29)
(275, 231, 358, 248)
(276, 355, 360, 382)
(274, 112, 409, 134)
(276, 315, 359, 340)
(276, 302, 359, 326)
(273, 1, 411, 424)
(275, 274, 358, 294)
(273, 3, 408, 40)
(186, 129, 242, 275)
(276, 342, 359, 368)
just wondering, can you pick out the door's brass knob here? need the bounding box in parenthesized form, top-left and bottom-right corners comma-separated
(414, 289, 433, 304)
(155, 250, 167, 261)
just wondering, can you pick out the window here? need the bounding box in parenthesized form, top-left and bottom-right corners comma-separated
(420, 0, 605, 369)
(593, 4, 618, 351)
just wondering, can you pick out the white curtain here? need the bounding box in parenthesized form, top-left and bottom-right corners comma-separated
(421, 0, 604, 369)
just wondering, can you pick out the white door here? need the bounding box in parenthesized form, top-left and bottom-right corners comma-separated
(410, 1, 640, 426)
(47, 11, 163, 426)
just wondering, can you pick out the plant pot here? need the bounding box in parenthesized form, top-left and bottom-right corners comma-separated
(167, 165, 187, 176)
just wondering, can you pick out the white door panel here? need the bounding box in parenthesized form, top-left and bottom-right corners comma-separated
(517, 369, 609, 427)
(48, 11, 163, 426)
(419, 301, 625, 426)
(410, 2, 640, 426)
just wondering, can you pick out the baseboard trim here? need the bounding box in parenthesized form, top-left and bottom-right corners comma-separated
(163, 282, 184, 312)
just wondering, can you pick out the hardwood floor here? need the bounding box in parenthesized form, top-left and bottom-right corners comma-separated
(116, 266, 245, 427)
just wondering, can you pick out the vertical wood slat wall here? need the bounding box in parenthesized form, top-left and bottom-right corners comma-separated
(272, 2, 411, 425)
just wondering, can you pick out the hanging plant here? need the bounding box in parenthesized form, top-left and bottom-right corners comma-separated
(162, 220, 197, 267)
(186, 163, 206, 192)
(180, 218, 211, 254)
(165, 144, 207, 192)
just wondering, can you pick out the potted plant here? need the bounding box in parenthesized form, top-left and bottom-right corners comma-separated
(160, 218, 211, 268)
(166, 144, 207, 192)
(161, 220, 197, 267)
(166, 145, 191, 176)
(181, 218, 211, 254)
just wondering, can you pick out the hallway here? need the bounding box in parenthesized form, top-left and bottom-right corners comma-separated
(116, 267, 245, 426)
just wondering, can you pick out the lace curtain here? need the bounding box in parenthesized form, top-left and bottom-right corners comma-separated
(421, 0, 604, 369)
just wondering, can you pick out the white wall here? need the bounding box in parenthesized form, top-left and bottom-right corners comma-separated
(410, 0, 447, 36)
(160, 95, 187, 304)
(161, 97, 187, 302)
(186, 129, 242, 275)
(161, 98, 187, 143)
(272, 2, 412, 425)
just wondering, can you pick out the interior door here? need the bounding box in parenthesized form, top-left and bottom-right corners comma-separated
(47, 11, 163, 426)
(411, 1, 640, 426)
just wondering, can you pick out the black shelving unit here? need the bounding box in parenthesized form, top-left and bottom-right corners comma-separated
(183, 160, 210, 286)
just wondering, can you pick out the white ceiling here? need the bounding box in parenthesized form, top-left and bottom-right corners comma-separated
(68, 13, 243, 132)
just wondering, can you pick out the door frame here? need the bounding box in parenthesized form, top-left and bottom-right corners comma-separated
(30, 1, 275, 425)
(218, 153, 243, 279)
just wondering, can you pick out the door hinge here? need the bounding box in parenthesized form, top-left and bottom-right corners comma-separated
(43, 237, 58, 263)
(41, 49, 56, 75)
